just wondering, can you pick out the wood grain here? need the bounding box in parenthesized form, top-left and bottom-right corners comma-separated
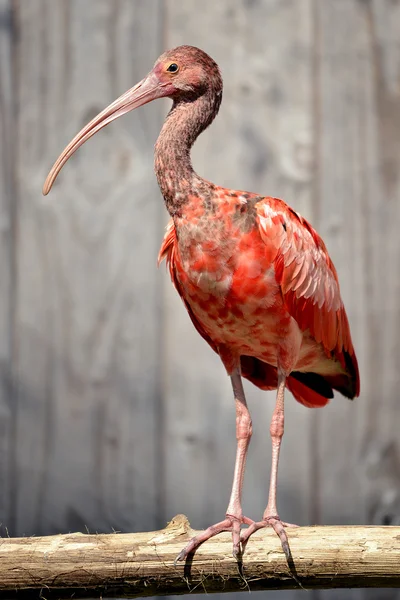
(0, 2, 399, 600)
(13, 0, 164, 536)
(0, 0, 13, 535)
(314, 0, 400, 533)
(0, 516, 399, 598)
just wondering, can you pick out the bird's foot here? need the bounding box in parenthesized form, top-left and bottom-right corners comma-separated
(240, 515, 298, 561)
(175, 514, 253, 563)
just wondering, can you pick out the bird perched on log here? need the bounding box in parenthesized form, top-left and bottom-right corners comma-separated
(43, 45, 360, 562)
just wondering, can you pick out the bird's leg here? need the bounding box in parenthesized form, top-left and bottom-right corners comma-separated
(240, 371, 297, 559)
(264, 370, 286, 519)
(225, 369, 254, 553)
(176, 368, 253, 562)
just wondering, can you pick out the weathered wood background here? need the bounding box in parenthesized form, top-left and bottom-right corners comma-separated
(0, 1, 399, 599)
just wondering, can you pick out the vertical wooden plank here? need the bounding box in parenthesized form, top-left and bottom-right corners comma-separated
(14, 0, 164, 535)
(0, 0, 13, 534)
(163, 3, 315, 599)
(314, 1, 400, 599)
(313, 0, 367, 529)
(366, 0, 400, 530)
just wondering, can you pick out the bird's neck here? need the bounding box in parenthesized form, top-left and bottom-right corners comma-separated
(154, 90, 221, 217)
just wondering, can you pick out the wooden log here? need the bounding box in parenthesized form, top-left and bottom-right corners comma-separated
(0, 515, 399, 598)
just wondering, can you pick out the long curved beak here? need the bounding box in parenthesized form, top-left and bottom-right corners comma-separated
(43, 72, 169, 195)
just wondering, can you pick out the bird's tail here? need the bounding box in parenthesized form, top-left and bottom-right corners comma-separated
(240, 354, 358, 409)
(286, 373, 331, 408)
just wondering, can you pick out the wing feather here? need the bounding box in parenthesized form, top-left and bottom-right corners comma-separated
(256, 198, 355, 363)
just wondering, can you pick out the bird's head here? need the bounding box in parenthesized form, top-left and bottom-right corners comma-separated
(42, 45, 222, 195)
(154, 45, 222, 100)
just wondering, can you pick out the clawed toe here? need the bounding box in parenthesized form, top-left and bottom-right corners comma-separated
(175, 513, 297, 563)
(175, 515, 251, 563)
(240, 515, 298, 561)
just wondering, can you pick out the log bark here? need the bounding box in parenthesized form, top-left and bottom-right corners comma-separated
(0, 515, 399, 598)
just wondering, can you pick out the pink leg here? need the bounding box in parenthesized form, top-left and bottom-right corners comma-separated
(176, 369, 253, 562)
(240, 372, 297, 559)
(265, 370, 286, 518)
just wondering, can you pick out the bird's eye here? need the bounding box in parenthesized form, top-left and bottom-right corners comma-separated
(166, 63, 179, 73)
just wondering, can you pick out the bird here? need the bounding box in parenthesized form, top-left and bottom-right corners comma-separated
(43, 45, 360, 562)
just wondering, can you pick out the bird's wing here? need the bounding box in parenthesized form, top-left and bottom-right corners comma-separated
(158, 219, 219, 354)
(256, 197, 355, 359)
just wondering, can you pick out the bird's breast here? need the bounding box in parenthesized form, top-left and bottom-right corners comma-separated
(173, 213, 287, 356)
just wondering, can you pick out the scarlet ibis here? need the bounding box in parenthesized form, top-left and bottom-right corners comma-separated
(43, 45, 360, 562)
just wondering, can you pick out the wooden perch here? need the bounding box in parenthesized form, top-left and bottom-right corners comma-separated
(0, 515, 399, 598)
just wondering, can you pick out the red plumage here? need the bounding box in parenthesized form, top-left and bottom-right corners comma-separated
(44, 44, 360, 562)
(159, 194, 359, 409)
